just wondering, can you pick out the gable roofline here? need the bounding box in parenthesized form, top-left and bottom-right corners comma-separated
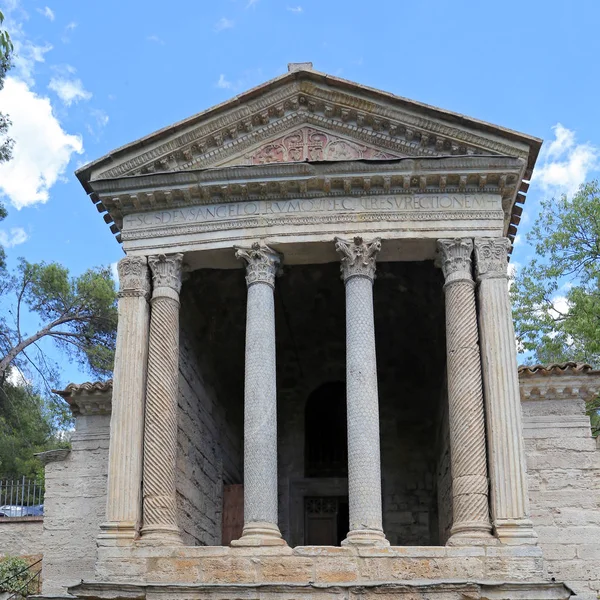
(75, 65, 542, 194)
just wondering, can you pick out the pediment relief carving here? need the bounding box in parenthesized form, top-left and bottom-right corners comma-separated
(217, 126, 401, 167)
(88, 79, 532, 182)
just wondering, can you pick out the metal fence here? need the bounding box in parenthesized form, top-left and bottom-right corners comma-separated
(0, 477, 44, 518)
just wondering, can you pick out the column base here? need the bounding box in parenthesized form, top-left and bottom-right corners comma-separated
(494, 518, 538, 545)
(97, 521, 139, 544)
(139, 524, 183, 546)
(230, 522, 288, 547)
(447, 521, 496, 546)
(342, 528, 389, 547)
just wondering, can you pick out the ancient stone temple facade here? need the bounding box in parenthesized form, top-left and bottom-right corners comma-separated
(43, 64, 600, 600)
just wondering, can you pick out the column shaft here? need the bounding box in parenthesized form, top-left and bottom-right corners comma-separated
(100, 257, 150, 542)
(141, 253, 183, 545)
(474, 238, 537, 545)
(232, 242, 285, 546)
(438, 239, 492, 543)
(335, 236, 388, 547)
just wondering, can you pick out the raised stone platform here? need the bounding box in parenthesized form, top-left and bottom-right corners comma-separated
(90, 545, 547, 585)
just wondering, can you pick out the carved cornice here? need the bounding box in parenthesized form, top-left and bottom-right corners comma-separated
(335, 236, 381, 282)
(437, 239, 474, 286)
(117, 256, 150, 299)
(235, 242, 282, 288)
(148, 254, 184, 299)
(474, 237, 510, 280)
(35, 448, 71, 465)
(90, 157, 524, 239)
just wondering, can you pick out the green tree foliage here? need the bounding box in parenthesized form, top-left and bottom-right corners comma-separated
(0, 555, 40, 596)
(0, 260, 118, 383)
(0, 380, 68, 479)
(512, 180, 600, 433)
(0, 8, 14, 166)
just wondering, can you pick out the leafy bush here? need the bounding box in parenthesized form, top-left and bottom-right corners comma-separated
(0, 555, 38, 596)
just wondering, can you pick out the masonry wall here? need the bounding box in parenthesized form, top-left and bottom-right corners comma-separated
(0, 518, 43, 558)
(435, 381, 453, 545)
(523, 389, 600, 599)
(42, 413, 110, 594)
(176, 287, 243, 546)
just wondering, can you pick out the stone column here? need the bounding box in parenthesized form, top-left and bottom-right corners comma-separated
(141, 253, 183, 545)
(232, 242, 286, 546)
(474, 238, 537, 545)
(100, 256, 150, 542)
(437, 239, 493, 543)
(335, 236, 388, 547)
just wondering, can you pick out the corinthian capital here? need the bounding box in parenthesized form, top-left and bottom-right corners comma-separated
(335, 236, 381, 282)
(235, 242, 282, 288)
(437, 238, 474, 285)
(474, 238, 510, 280)
(118, 256, 151, 299)
(148, 254, 184, 300)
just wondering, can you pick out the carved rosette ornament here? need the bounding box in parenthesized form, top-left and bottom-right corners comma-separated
(232, 242, 286, 546)
(474, 238, 537, 544)
(437, 239, 492, 542)
(101, 256, 151, 542)
(335, 236, 382, 282)
(141, 253, 184, 545)
(336, 237, 388, 547)
(117, 256, 151, 298)
(234, 242, 282, 288)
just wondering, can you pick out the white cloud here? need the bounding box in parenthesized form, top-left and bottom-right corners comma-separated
(533, 123, 600, 197)
(48, 76, 92, 106)
(0, 227, 28, 247)
(65, 21, 77, 30)
(37, 6, 55, 21)
(287, 5, 303, 12)
(0, 77, 83, 209)
(110, 261, 119, 284)
(11, 39, 53, 85)
(214, 17, 234, 32)
(216, 74, 232, 89)
(246, 0, 259, 7)
(147, 34, 165, 45)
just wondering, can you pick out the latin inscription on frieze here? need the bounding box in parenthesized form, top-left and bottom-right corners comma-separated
(123, 194, 501, 232)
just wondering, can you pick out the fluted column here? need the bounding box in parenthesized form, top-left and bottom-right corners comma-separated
(474, 238, 537, 545)
(141, 253, 183, 545)
(335, 236, 388, 547)
(100, 256, 150, 542)
(231, 242, 286, 546)
(438, 239, 493, 544)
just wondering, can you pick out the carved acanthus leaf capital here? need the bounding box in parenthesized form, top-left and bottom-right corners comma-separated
(235, 242, 282, 288)
(148, 254, 184, 299)
(118, 256, 151, 299)
(335, 236, 382, 282)
(474, 238, 510, 280)
(437, 238, 474, 285)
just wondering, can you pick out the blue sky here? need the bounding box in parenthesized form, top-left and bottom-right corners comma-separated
(1, 0, 599, 385)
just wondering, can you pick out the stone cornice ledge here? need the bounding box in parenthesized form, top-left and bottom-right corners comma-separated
(35, 448, 71, 465)
(519, 363, 600, 403)
(53, 381, 113, 416)
(67, 581, 571, 600)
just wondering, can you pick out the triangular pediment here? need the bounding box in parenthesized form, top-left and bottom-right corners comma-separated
(77, 67, 541, 188)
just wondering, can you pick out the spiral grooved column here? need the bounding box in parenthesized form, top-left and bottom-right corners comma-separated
(474, 238, 537, 545)
(100, 256, 150, 543)
(141, 253, 183, 545)
(335, 236, 388, 547)
(438, 239, 493, 544)
(231, 242, 286, 547)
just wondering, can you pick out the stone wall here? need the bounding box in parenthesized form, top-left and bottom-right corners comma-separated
(176, 285, 243, 546)
(0, 518, 43, 557)
(41, 412, 110, 595)
(521, 366, 600, 600)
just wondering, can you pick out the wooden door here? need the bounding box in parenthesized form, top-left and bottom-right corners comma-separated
(222, 484, 244, 545)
